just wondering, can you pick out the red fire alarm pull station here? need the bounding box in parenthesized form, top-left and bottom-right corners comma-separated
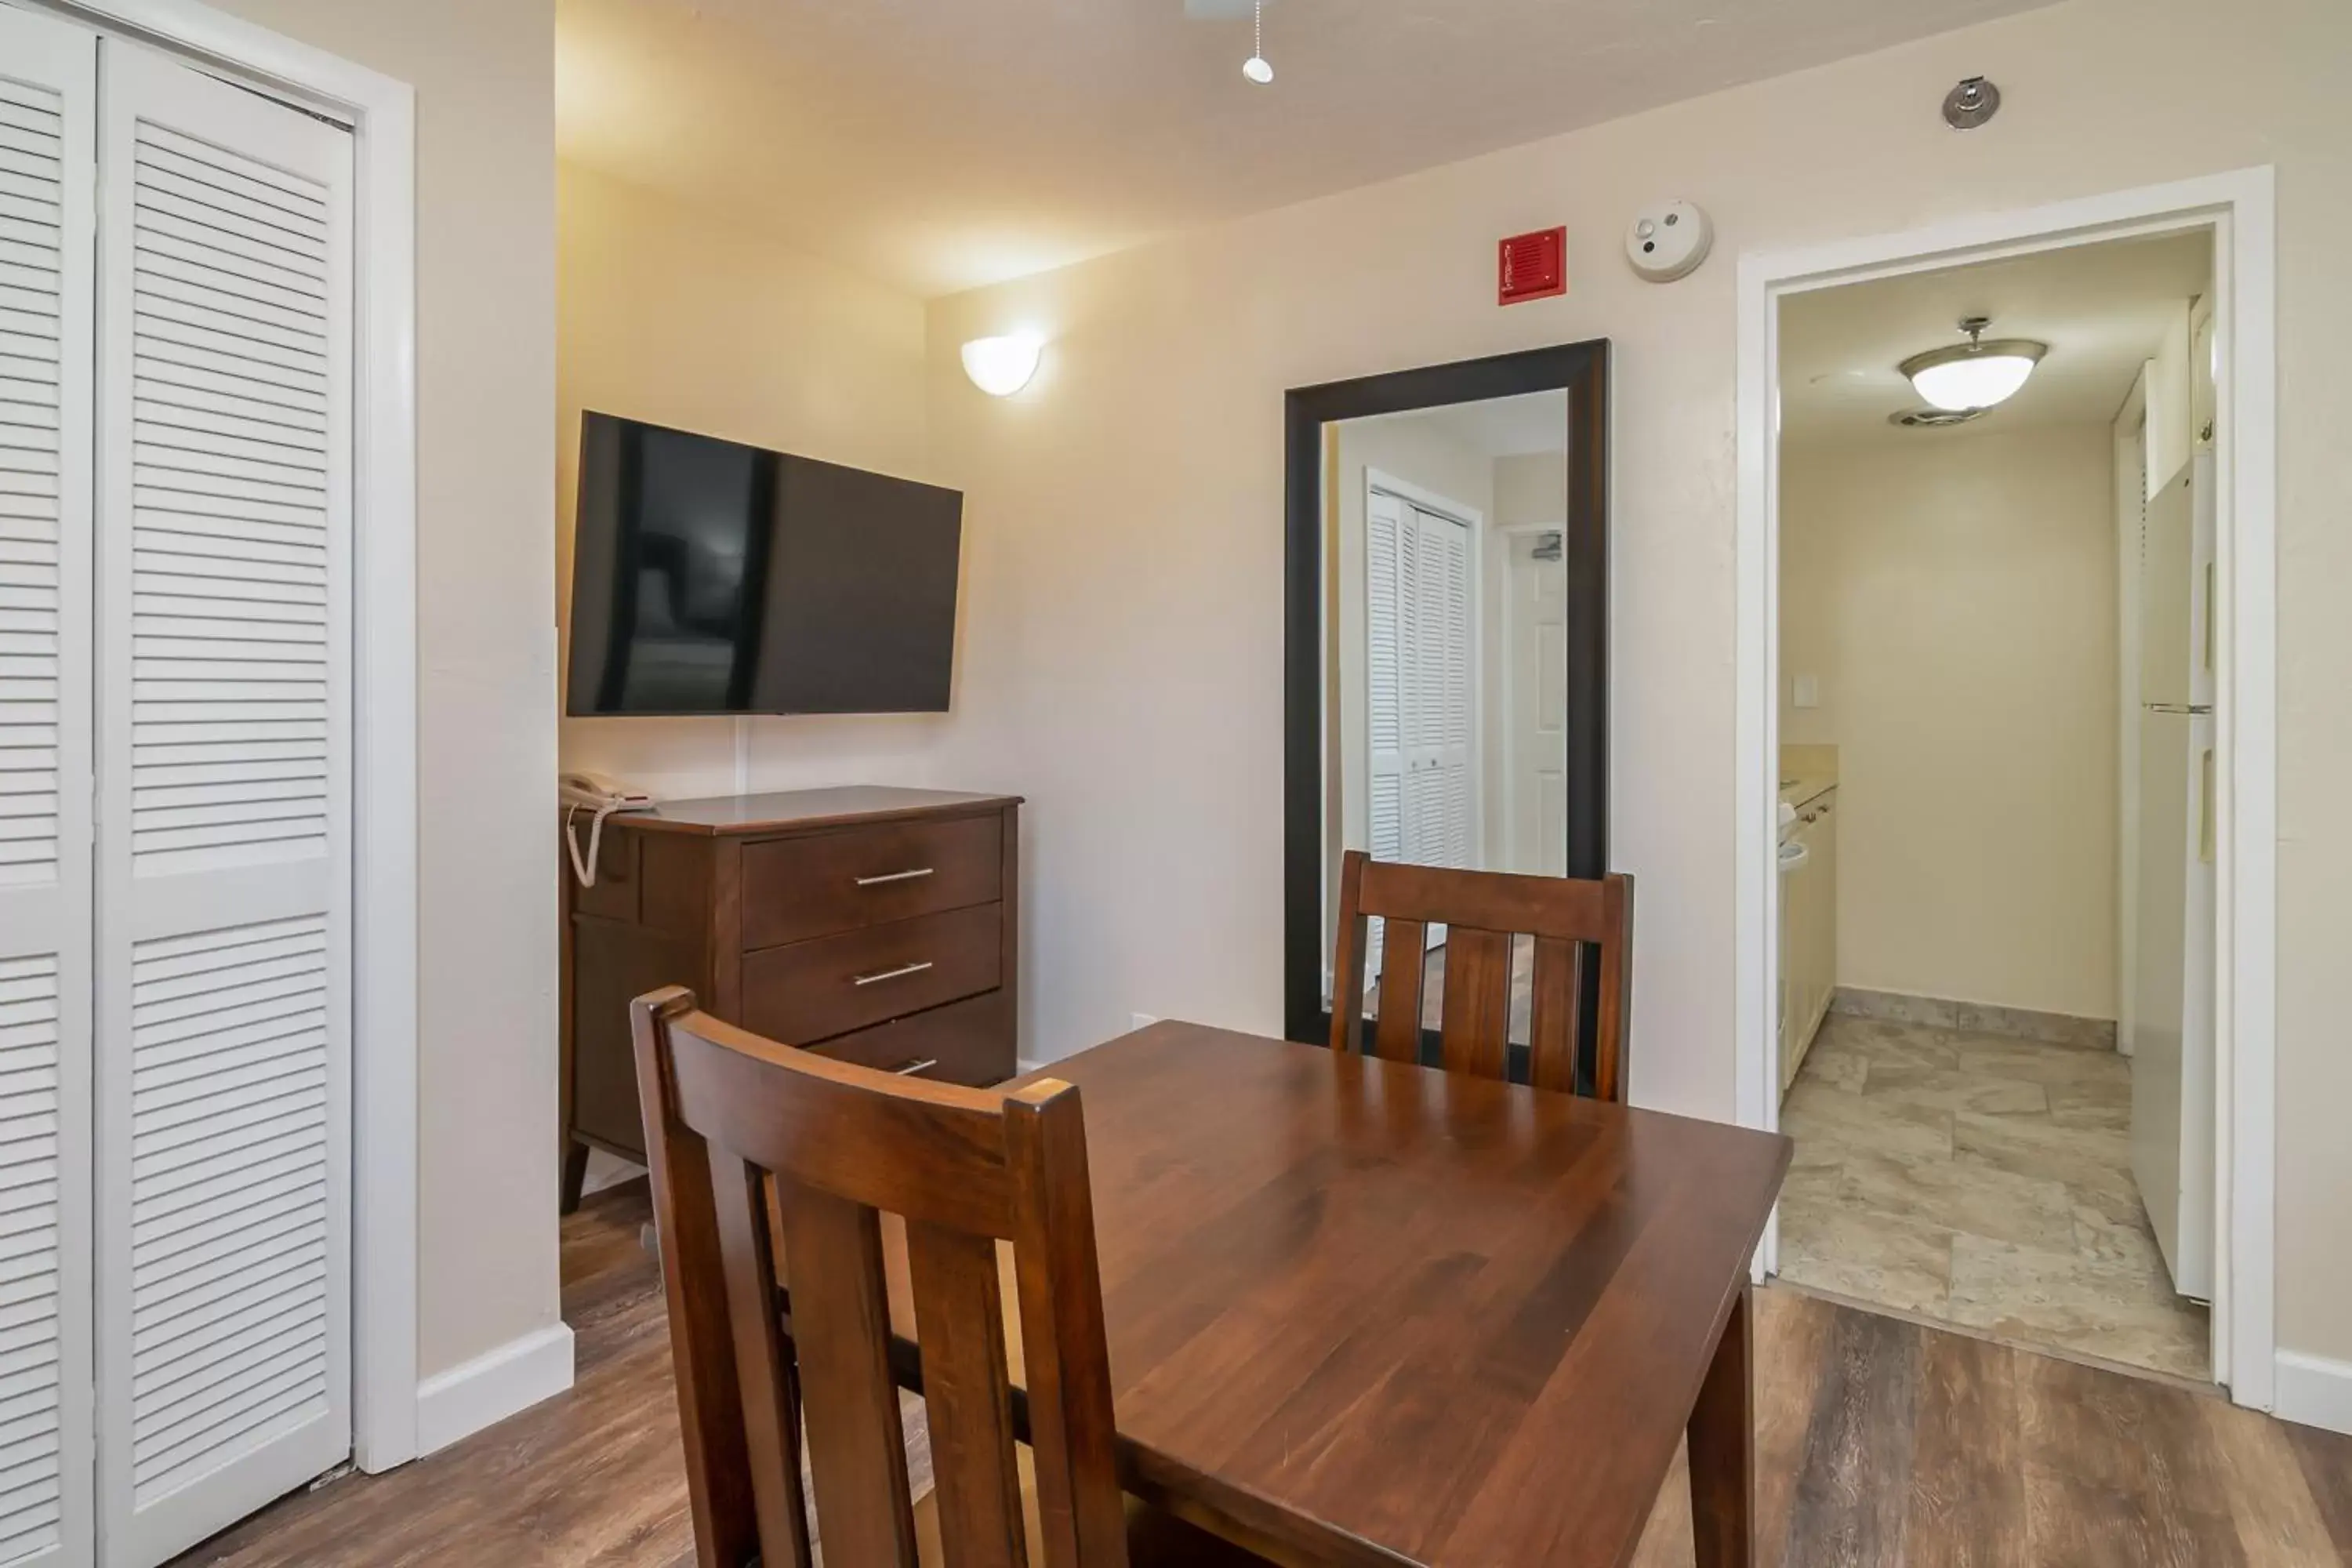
(1497, 227, 1567, 304)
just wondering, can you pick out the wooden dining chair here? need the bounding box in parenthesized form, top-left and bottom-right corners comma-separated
(1329, 849, 1635, 1101)
(630, 986, 1268, 1568)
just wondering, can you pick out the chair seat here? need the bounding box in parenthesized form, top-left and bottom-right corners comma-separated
(911, 1445, 1272, 1566)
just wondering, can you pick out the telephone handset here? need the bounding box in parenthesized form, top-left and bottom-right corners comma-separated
(561, 771, 655, 887)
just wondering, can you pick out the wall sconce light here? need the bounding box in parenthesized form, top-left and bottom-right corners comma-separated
(961, 333, 1044, 397)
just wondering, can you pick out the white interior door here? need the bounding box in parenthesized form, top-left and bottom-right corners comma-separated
(1363, 490, 1404, 982)
(1363, 484, 1476, 982)
(1392, 500, 1472, 875)
(1505, 533, 1566, 876)
(0, 13, 95, 1567)
(1411, 505, 1473, 873)
(93, 44, 351, 1567)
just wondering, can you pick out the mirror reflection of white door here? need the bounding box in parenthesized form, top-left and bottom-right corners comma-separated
(1406, 503, 1473, 870)
(1507, 530, 1568, 876)
(1365, 483, 1476, 978)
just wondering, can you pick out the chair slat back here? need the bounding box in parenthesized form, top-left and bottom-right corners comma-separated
(1328, 851, 1635, 1100)
(632, 986, 1128, 1568)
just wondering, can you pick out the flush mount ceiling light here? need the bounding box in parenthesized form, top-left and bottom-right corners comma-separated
(961, 332, 1044, 397)
(1898, 316, 2047, 412)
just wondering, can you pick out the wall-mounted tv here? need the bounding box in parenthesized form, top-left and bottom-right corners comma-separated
(565, 413, 963, 716)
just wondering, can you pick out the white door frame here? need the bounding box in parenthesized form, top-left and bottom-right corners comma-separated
(27, 0, 423, 1467)
(1733, 168, 2276, 1410)
(1365, 468, 1486, 876)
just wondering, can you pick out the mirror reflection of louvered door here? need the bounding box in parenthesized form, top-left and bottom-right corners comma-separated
(93, 46, 351, 1568)
(0, 11, 95, 1568)
(1406, 505, 1473, 871)
(1363, 484, 1476, 982)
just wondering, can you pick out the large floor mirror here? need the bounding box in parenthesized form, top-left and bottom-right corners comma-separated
(1283, 343, 1610, 1076)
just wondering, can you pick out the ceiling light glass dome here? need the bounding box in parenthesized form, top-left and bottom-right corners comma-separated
(1898, 317, 2047, 412)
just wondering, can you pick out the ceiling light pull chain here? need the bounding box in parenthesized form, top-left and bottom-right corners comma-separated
(1244, 0, 1273, 84)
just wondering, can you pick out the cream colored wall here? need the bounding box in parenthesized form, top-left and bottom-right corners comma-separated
(1493, 452, 1566, 529)
(556, 163, 944, 801)
(199, 0, 558, 1378)
(922, 0, 2352, 1362)
(1780, 426, 2118, 1019)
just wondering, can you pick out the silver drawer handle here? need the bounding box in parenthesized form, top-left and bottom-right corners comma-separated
(853, 960, 934, 987)
(890, 1058, 940, 1076)
(855, 867, 935, 887)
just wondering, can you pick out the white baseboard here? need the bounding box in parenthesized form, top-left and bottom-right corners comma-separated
(2274, 1348, 2352, 1436)
(414, 1322, 576, 1457)
(1017, 1057, 1047, 1076)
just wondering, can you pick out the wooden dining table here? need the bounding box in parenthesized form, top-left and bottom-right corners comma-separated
(878, 1020, 1792, 1567)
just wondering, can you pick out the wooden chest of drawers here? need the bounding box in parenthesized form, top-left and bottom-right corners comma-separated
(560, 786, 1022, 1210)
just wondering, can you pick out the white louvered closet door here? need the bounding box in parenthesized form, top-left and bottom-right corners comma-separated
(1421, 508, 1473, 871)
(1399, 505, 1472, 874)
(1362, 488, 1476, 980)
(93, 45, 350, 1568)
(0, 13, 94, 1568)
(1363, 490, 1406, 982)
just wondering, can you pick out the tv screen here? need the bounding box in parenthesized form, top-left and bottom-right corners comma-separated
(565, 413, 963, 716)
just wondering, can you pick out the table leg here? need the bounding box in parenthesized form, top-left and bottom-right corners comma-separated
(1686, 1284, 1755, 1568)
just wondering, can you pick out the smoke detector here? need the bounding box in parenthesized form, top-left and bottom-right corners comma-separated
(1625, 201, 1712, 282)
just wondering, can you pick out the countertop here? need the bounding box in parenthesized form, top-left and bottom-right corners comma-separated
(1780, 774, 1838, 811)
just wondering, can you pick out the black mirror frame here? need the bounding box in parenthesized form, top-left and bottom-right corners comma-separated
(1282, 340, 1611, 1059)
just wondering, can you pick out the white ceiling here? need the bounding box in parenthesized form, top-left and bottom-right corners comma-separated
(1779, 230, 2213, 447)
(557, 0, 2055, 299)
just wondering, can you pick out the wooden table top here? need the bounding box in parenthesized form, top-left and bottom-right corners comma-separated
(1010, 1021, 1792, 1567)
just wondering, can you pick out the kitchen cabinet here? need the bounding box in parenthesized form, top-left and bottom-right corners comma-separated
(1780, 789, 1839, 1095)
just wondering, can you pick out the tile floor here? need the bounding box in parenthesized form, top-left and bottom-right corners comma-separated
(1775, 1011, 2210, 1381)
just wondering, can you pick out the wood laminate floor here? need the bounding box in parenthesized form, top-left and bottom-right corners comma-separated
(172, 1181, 2352, 1567)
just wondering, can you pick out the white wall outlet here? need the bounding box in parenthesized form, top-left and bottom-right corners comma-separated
(1792, 673, 1820, 709)
(1131, 1013, 1160, 1033)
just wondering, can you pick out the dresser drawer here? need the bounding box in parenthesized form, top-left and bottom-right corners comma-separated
(805, 990, 1013, 1087)
(740, 812, 1002, 949)
(742, 903, 1001, 1045)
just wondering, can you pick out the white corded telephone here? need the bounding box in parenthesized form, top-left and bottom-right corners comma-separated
(561, 771, 655, 887)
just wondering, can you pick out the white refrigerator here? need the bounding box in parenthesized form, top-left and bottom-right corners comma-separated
(2131, 449, 2216, 1302)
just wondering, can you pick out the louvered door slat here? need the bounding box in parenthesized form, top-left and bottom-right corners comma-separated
(1363, 487, 1410, 983)
(0, 17, 92, 1568)
(97, 45, 351, 1567)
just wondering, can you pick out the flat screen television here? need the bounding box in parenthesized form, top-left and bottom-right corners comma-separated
(565, 412, 963, 716)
